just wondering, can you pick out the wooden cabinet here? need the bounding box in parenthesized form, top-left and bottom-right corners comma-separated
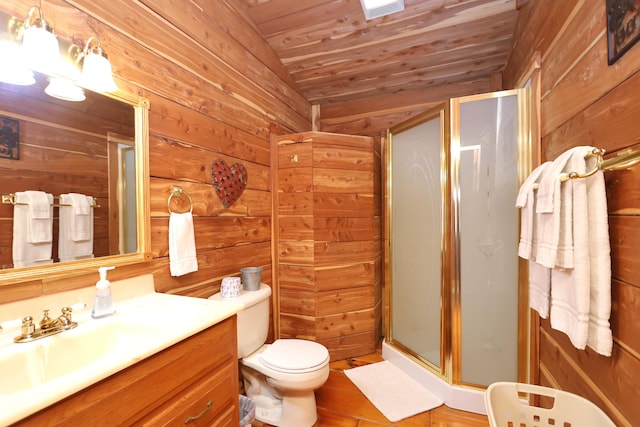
(15, 316, 239, 426)
(274, 131, 382, 360)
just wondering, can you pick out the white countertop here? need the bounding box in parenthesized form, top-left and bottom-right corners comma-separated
(0, 274, 242, 425)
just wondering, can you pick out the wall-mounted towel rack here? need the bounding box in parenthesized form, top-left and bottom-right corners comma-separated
(563, 147, 640, 181)
(1, 194, 100, 208)
(167, 185, 193, 213)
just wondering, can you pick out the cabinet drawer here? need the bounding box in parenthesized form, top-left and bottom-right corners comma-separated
(143, 365, 239, 426)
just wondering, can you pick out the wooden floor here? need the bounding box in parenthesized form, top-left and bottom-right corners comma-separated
(251, 346, 490, 427)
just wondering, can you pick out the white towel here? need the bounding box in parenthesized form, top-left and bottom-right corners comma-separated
(68, 193, 92, 241)
(24, 190, 53, 243)
(535, 147, 592, 268)
(585, 162, 613, 356)
(12, 191, 54, 267)
(517, 162, 553, 318)
(169, 212, 198, 277)
(549, 150, 590, 349)
(529, 260, 551, 318)
(58, 193, 94, 262)
(549, 150, 613, 356)
(516, 161, 551, 259)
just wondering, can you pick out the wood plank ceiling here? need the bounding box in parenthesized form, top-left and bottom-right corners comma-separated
(242, 0, 520, 106)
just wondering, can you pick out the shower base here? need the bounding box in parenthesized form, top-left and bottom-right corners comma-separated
(382, 339, 486, 415)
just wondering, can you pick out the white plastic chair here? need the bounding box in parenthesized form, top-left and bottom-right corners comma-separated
(485, 382, 616, 427)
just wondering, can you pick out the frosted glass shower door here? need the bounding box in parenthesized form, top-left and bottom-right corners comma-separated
(454, 93, 521, 386)
(390, 112, 444, 369)
(386, 89, 529, 388)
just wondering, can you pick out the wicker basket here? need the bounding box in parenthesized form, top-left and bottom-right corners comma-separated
(485, 382, 616, 427)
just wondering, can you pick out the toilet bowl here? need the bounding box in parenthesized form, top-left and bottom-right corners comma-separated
(209, 284, 330, 427)
(242, 339, 329, 426)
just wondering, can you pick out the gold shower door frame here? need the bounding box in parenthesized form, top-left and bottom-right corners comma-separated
(384, 88, 532, 389)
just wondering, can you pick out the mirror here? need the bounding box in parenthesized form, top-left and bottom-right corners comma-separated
(0, 71, 150, 284)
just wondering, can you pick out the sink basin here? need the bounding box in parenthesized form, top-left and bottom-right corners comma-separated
(0, 278, 243, 426)
(0, 317, 165, 395)
(39, 319, 166, 383)
(0, 344, 42, 394)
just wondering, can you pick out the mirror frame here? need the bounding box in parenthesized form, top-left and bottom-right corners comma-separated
(0, 88, 151, 285)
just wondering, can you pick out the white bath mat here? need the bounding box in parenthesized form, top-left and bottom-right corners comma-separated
(344, 360, 443, 422)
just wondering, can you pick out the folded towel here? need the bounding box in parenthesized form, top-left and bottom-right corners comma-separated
(23, 190, 53, 243)
(69, 192, 90, 215)
(516, 161, 551, 259)
(550, 268, 590, 350)
(12, 191, 54, 267)
(25, 190, 51, 219)
(517, 162, 554, 318)
(550, 151, 590, 349)
(536, 148, 579, 213)
(529, 260, 551, 318)
(535, 146, 592, 268)
(58, 193, 94, 262)
(67, 193, 92, 241)
(584, 158, 613, 356)
(169, 212, 198, 277)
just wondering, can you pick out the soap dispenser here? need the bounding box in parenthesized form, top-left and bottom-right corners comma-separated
(91, 266, 116, 319)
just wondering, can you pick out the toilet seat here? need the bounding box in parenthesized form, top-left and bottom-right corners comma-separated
(259, 339, 329, 374)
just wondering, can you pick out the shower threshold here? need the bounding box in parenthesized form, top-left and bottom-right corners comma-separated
(382, 339, 487, 415)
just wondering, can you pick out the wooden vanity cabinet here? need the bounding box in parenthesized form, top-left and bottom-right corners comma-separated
(15, 316, 239, 426)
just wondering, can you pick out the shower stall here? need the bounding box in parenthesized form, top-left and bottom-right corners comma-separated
(383, 89, 531, 413)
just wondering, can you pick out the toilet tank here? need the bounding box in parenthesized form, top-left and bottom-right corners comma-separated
(210, 283, 272, 358)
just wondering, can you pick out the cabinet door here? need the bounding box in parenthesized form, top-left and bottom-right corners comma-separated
(142, 364, 238, 426)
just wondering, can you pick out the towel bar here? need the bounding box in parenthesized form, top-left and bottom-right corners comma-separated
(1, 194, 99, 208)
(529, 146, 640, 190)
(563, 146, 640, 181)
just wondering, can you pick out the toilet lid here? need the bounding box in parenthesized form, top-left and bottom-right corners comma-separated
(259, 339, 329, 373)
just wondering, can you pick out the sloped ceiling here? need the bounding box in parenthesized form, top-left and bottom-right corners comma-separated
(242, 0, 520, 106)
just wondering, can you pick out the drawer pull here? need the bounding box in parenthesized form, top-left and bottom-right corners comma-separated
(184, 399, 213, 424)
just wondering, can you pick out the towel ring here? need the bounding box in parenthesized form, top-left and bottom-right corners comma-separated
(168, 185, 193, 213)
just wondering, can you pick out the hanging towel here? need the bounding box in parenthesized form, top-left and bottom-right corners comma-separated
(517, 161, 553, 318)
(68, 193, 92, 241)
(529, 261, 551, 318)
(549, 149, 591, 349)
(24, 190, 53, 243)
(12, 191, 54, 267)
(169, 212, 198, 277)
(58, 193, 94, 262)
(585, 158, 613, 356)
(535, 146, 591, 268)
(516, 161, 551, 259)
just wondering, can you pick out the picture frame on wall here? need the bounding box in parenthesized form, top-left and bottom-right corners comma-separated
(606, 0, 640, 65)
(0, 116, 19, 160)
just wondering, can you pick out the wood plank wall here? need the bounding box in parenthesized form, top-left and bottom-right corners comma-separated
(503, 0, 640, 425)
(274, 132, 382, 360)
(318, 79, 502, 138)
(0, 0, 310, 323)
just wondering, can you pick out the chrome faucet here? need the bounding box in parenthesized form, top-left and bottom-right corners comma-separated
(14, 307, 78, 343)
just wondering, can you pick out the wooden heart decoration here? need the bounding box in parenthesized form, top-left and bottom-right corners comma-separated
(211, 159, 247, 209)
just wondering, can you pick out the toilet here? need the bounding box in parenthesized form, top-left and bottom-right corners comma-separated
(209, 284, 330, 427)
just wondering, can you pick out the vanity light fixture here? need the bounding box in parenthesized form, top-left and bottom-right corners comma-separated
(360, 0, 404, 20)
(21, 6, 62, 76)
(0, 34, 35, 85)
(44, 77, 86, 102)
(76, 36, 117, 93)
(43, 54, 86, 102)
